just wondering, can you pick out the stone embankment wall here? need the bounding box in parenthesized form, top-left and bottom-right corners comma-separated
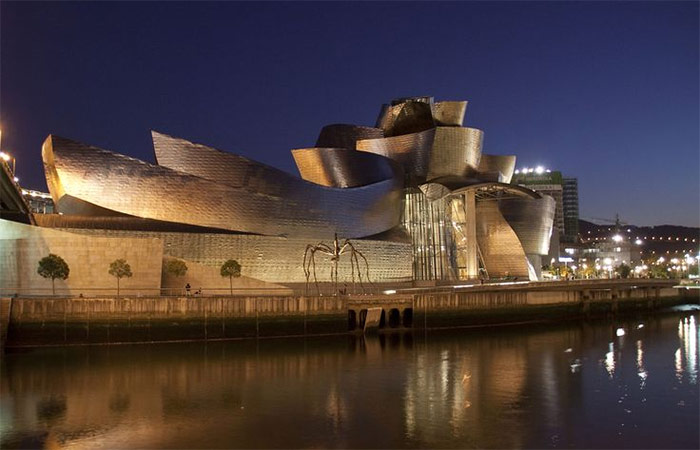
(0, 218, 163, 296)
(2, 280, 696, 348)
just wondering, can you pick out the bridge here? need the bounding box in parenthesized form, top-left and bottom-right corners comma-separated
(0, 158, 34, 225)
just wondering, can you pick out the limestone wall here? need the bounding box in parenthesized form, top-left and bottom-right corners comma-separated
(160, 256, 294, 296)
(0, 219, 163, 296)
(50, 227, 413, 283)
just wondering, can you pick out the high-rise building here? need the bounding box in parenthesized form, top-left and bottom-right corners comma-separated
(511, 169, 564, 236)
(562, 177, 579, 242)
(511, 169, 580, 243)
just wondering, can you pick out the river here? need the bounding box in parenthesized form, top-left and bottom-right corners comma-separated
(1, 306, 698, 449)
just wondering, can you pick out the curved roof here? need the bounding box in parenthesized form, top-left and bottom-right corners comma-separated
(43, 134, 403, 238)
(291, 147, 399, 188)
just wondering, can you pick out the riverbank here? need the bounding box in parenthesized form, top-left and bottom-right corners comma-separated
(2, 279, 696, 348)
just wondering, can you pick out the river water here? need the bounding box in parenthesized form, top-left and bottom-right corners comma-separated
(1, 306, 698, 449)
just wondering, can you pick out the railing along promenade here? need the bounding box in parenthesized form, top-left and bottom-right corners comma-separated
(1, 279, 696, 349)
(0, 278, 690, 298)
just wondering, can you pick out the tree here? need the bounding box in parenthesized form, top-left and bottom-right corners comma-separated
(616, 263, 632, 279)
(220, 259, 242, 295)
(37, 254, 70, 295)
(108, 259, 133, 296)
(164, 259, 188, 277)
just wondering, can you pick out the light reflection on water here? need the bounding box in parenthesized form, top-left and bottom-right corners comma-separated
(0, 310, 698, 449)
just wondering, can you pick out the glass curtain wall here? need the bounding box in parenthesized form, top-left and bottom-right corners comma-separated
(403, 189, 473, 281)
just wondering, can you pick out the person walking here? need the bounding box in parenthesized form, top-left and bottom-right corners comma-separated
(185, 283, 191, 297)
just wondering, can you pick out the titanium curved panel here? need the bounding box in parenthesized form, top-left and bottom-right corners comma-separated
(498, 196, 556, 255)
(475, 201, 530, 279)
(152, 131, 293, 198)
(315, 124, 384, 151)
(356, 128, 436, 183)
(43, 135, 402, 239)
(432, 101, 467, 127)
(426, 127, 483, 180)
(291, 147, 398, 188)
(375, 101, 435, 137)
(477, 154, 516, 184)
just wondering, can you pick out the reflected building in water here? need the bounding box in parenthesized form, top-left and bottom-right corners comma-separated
(2, 312, 698, 449)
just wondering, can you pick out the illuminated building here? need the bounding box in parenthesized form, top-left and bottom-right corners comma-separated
(512, 169, 580, 244)
(1, 97, 556, 294)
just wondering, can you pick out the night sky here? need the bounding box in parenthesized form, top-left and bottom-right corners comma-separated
(1, 2, 698, 227)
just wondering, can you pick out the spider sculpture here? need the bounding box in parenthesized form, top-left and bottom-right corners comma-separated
(303, 233, 371, 296)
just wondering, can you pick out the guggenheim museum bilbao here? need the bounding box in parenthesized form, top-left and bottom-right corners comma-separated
(0, 96, 555, 295)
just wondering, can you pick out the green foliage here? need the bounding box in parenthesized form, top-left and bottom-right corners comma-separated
(109, 259, 133, 296)
(220, 259, 242, 295)
(37, 253, 70, 295)
(109, 259, 133, 279)
(616, 263, 632, 279)
(37, 254, 70, 280)
(649, 264, 669, 279)
(165, 259, 188, 277)
(220, 259, 242, 278)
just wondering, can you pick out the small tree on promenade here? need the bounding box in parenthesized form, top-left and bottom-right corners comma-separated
(220, 259, 242, 295)
(37, 253, 70, 295)
(109, 259, 133, 296)
(164, 259, 188, 295)
(165, 259, 188, 277)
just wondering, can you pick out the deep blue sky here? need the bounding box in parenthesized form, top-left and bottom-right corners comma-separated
(1, 1, 698, 226)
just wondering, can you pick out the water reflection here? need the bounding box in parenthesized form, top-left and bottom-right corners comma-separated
(636, 340, 647, 387)
(676, 315, 698, 384)
(1, 311, 698, 449)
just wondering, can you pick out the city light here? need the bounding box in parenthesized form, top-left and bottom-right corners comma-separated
(0, 152, 9, 162)
(635, 239, 643, 245)
(612, 234, 623, 242)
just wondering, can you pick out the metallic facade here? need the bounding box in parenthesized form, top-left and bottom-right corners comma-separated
(30, 95, 556, 284)
(44, 134, 403, 239)
(315, 124, 384, 151)
(431, 101, 467, 127)
(291, 147, 398, 188)
(476, 154, 517, 184)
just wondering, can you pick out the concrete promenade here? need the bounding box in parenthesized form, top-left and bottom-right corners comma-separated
(1, 279, 696, 349)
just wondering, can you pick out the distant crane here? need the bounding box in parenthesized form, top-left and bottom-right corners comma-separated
(585, 214, 629, 229)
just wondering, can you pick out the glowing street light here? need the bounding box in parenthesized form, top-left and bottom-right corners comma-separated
(612, 234, 623, 243)
(0, 129, 17, 174)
